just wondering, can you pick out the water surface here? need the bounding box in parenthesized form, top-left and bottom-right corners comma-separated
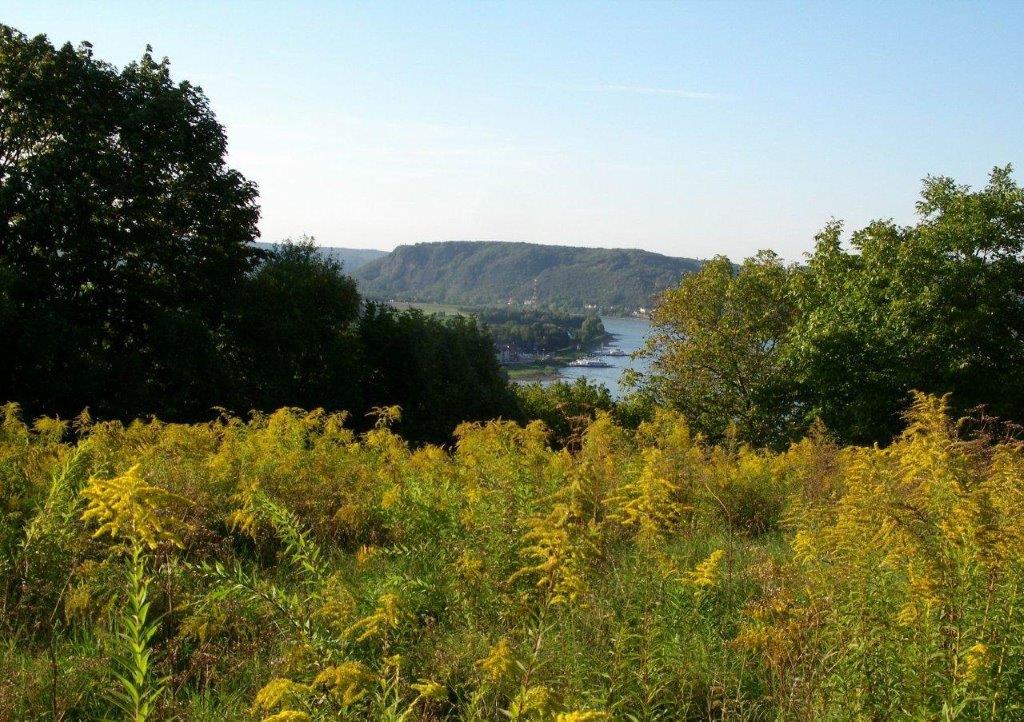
(544, 316, 652, 399)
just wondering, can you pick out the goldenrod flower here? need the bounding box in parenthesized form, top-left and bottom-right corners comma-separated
(314, 661, 374, 706)
(252, 679, 309, 715)
(479, 638, 514, 683)
(964, 643, 989, 682)
(81, 464, 185, 548)
(689, 549, 726, 591)
(509, 685, 551, 717)
(411, 679, 446, 701)
(556, 712, 610, 722)
(346, 593, 402, 642)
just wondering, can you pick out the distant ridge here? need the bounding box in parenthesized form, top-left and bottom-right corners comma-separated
(354, 240, 703, 313)
(254, 241, 387, 271)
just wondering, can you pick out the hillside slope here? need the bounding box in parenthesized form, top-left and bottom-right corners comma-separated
(254, 242, 387, 271)
(354, 241, 702, 311)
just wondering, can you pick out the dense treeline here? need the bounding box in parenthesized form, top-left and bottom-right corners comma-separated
(472, 308, 605, 353)
(4, 394, 1024, 720)
(232, 241, 517, 444)
(634, 166, 1024, 448)
(0, 27, 516, 444)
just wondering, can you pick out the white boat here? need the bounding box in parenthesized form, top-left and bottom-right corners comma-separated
(600, 346, 627, 357)
(568, 356, 612, 368)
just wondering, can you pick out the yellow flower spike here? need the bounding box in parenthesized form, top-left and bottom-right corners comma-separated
(479, 638, 514, 683)
(355, 544, 378, 567)
(345, 592, 403, 643)
(313, 661, 374, 706)
(556, 712, 611, 722)
(410, 679, 446, 701)
(791, 529, 815, 564)
(251, 678, 309, 715)
(456, 550, 484, 579)
(509, 685, 551, 717)
(81, 464, 186, 548)
(369, 405, 402, 428)
(380, 486, 400, 509)
(964, 643, 990, 682)
(511, 503, 588, 604)
(689, 549, 726, 592)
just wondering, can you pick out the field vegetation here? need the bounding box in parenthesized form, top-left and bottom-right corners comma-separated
(4, 394, 1024, 720)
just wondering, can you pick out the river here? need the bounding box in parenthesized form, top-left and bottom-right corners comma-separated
(542, 316, 652, 399)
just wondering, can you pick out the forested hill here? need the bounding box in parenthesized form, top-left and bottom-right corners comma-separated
(354, 241, 703, 312)
(254, 242, 386, 271)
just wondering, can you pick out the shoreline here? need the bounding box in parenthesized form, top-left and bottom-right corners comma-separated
(504, 316, 648, 388)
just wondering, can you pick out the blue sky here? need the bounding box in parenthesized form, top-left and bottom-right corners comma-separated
(6, 1, 1023, 260)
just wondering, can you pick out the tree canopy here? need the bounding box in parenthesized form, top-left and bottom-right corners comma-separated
(635, 166, 1024, 447)
(790, 167, 1024, 443)
(0, 27, 517, 444)
(634, 252, 798, 446)
(0, 26, 260, 420)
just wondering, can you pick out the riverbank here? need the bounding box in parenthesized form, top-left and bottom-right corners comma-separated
(528, 316, 652, 398)
(505, 365, 562, 383)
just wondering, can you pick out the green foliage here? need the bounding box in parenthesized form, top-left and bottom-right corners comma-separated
(235, 238, 363, 415)
(635, 252, 799, 447)
(0, 25, 260, 422)
(354, 240, 702, 314)
(109, 544, 167, 722)
(514, 379, 614, 448)
(577, 315, 605, 348)
(356, 304, 520, 444)
(637, 167, 1024, 446)
(471, 307, 606, 354)
(788, 166, 1024, 444)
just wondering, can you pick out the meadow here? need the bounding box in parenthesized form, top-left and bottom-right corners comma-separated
(3, 394, 1022, 720)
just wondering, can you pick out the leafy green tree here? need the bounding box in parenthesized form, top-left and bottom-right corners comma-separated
(789, 166, 1024, 443)
(0, 26, 259, 421)
(234, 238, 362, 414)
(356, 305, 518, 444)
(640, 166, 1024, 447)
(577, 315, 606, 348)
(633, 252, 799, 447)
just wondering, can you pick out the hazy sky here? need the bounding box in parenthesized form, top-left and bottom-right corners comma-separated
(6, 1, 1023, 260)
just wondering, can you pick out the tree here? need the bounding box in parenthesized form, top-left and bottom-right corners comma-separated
(233, 238, 362, 414)
(639, 166, 1024, 447)
(633, 252, 799, 447)
(0, 26, 259, 421)
(789, 166, 1024, 444)
(577, 315, 605, 348)
(356, 305, 518, 444)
